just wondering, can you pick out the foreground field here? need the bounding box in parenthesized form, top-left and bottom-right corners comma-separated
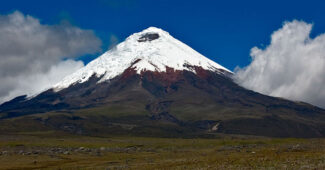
(0, 133, 325, 169)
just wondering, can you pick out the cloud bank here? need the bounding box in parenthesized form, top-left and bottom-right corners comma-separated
(0, 11, 102, 103)
(234, 20, 325, 108)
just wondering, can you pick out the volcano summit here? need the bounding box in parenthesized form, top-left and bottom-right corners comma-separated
(54, 27, 231, 90)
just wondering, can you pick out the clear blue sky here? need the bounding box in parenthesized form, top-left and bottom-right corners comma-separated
(1, 0, 325, 70)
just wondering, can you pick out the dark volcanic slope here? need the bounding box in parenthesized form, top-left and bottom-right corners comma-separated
(1, 66, 325, 138)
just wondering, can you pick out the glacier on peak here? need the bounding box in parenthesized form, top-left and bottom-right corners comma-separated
(53, 27, 231, 91)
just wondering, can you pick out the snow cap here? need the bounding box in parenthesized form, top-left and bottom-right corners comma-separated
(53, 27, 231, 90)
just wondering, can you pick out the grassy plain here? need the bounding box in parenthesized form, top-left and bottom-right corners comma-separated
(0, 132, 324, 169)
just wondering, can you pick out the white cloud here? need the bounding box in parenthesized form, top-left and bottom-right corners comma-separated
(234, 20, 325, 108)
(0, 11, 101, 103)
(0, 60, 84, 103)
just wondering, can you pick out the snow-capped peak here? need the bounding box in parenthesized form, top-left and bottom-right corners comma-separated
(53, 27, 231, 90)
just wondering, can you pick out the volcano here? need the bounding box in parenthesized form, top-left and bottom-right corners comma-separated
(1, 27, 325, 138)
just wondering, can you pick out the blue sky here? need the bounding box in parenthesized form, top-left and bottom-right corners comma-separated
(1, 0, 325, 70)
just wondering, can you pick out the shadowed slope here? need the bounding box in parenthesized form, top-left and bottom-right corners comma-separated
(1, 66, 324, 138)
